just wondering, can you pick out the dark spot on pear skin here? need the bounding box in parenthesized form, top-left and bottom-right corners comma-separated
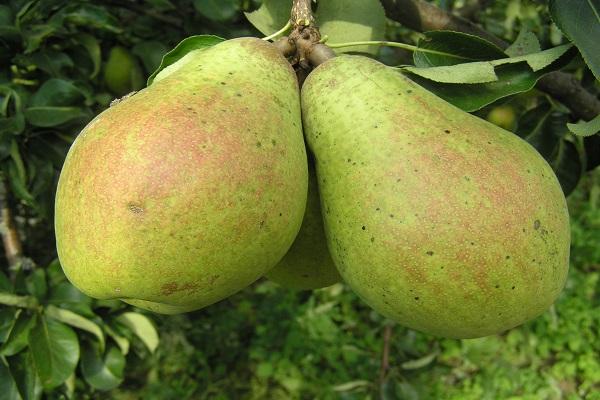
(534, 220, 541, 230)
(444, 129, 451, 134)
(161, 282, 200, 295)
(127, 203, 144, 214)
(414, 296, 419, 300)
(362, 226, 366, 230)
(426, 251, 434, 256)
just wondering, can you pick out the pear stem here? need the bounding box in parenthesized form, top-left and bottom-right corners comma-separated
(262, 20, 292, 41)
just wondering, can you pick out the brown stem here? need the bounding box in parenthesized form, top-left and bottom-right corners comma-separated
(288, 0, 335, 70)
(291, 0, 315, 27)
(379, 324, 393, 384)
(380, 0, 600, 122)
(0, 179, 23, 269)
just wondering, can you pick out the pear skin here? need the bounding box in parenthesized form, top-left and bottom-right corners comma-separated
(266, 157, 341, 290)
(302, 56, 570, 338)
(55, 38, 308, 314)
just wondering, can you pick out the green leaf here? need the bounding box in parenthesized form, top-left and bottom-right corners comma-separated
(45, 305, 105, 352)
(414, 31, 506, 67)
(132, 41, 170, 74)
(25, 270, 46, 300)
(81, 344, 125, 391)
(0, 292, 38, 309)
(515, 103, 565, 160)
(244, 0, 291, 36)
(74, 33, 101, 79)
(18, 51, 74, 77)
(505, 28, 541, 57)
(29, 79, 85, 107)
(1, 313, 37, 357)
(103, 325, 129, 356)
(193, 0, 239, 22)
(0, 114, 25, 136)
(551, 137, 586, 196)
(0, 309, 18, 343)
(147, 35, 225, 85)
(24, 106, 88, 127)
(550, 0, 600, 80)
(401, 350, 439, 369)
(0, 357, 21, 400)
(317, 0, 387, 55)
(567, 114, 600, 137)
(404, 62, 497, 84)
(61, 4, 121, 33)
(0, 271, 11, 291)
(28, 315, 79, 389)
(115, 312, 158, 353)
(10, 351, 43, 400)
(490, 44, 572, 72)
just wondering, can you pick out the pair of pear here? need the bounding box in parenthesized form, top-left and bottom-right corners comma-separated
(55, 38, 570, 338)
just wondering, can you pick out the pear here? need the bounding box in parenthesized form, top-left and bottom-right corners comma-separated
(103, 46, 144, 96)
(266, 156, 341, 290)
(302, 56, 570, 338)
(55, 38, 308, 314)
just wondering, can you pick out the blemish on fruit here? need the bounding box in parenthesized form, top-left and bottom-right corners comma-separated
(426, 251, 434, 256)
(127, 203, 144, 214)
(534, 220, 541, 230)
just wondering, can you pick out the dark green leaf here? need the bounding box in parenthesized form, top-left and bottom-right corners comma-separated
(48, 282, 94, 318)
(74, 33, 101, 79)
(25, 270, 46, 300)
(10, 351, 42, 400)
(551, 137, 586, 196)
(132, 41, 170, 75)
(414, 31, 506, 67)
(0, 271, 11, 291)
(515, 103, 566, 160)
(28, 315, 79, 389)
(24, 106, 88, 127)
(0, 357, 21, 400)
(193, 0, 239, 22)
(147, 35, 225, 85)
(81, 344, 125, 391)
(550, 0, 600, 80)
(144, 0, 176, 11)
(16, 51, 74, 77)
(22, 24, 60, 54)
(45, 305, 105, 352)
(62, 4, 121, 33)
(29, 79, 85, 107)
(317, 0, 387, 55)
(1, 313, 37, 357)
(0, 308, 18, 343)
(244, 0, 291, 36)
(0, 114, 25, 136)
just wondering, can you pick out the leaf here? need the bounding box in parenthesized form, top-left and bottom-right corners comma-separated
(414, 31, 506, 67)
(551, 137, 586, 196)
(505, 28, 541, 57)
(28, 315, 79, 389)
(567, 114, 600, 137)
(193, 0, 239, 22)
(47, 282, 94, 317)
(74, 33, 101, 78)
(29, 79, 85, 107)
(0, 357, 21, 400)
(104, 325, 130, 356)
(404, 62, 497, 83)
(1, 313, 37, 357)
(333, 380, 371, 391)
(515, 103, 565, 160)
(490, 44, 572, 71)
(401, 350, 439, 369)
(24, 106, 88, 127)
(115, 312, 158, 353)
(132, 41, 170, 74)
(0, 308, 18, 343)
(10, 351, 43, 400)
(0, 293, 38, 309)
(147, 35, 225, 85)
(45, 305, 105, 352)
(80, 344, 125, 391)
(549, 0, 600, 80)
(21, 51, 74, 77)
(61, 4, 121, 33)
(0, 114, 25, 136)
(245, 0, 290, 36)
(317, 0, 387, 55)
(24, 270, 46, 300)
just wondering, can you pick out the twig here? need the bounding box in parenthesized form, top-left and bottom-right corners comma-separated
(379, 324, 393, 384)
(379, 0, 600, 122)
(0, 179, 23, 270)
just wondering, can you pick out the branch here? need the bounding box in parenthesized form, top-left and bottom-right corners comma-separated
(380, 0, 600, 121)
(379, 324, 393, 384)
(0, 179, 23, 269)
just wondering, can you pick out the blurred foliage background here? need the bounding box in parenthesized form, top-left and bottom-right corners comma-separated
(0, 0, 598, 399)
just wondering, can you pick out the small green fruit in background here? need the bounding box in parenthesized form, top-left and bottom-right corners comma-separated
(103, 46, 145, 96)
(55, 38, 307, 314)
(302, 55, 570, 339)
(487, 104, 517, 131)
(267, 157, 341, 290)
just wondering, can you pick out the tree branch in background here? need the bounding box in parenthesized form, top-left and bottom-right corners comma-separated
(379, 324, 393, 384)
(380, 0, 600, 122)
(0, 179, 24, 269)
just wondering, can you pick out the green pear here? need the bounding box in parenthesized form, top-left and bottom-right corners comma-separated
(55, 38, 308, 314)
(486, 104, 516, 131)
(266, 156, 341, 290)
(302, 56, 570, 338)
(103, 46, 144, 96)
